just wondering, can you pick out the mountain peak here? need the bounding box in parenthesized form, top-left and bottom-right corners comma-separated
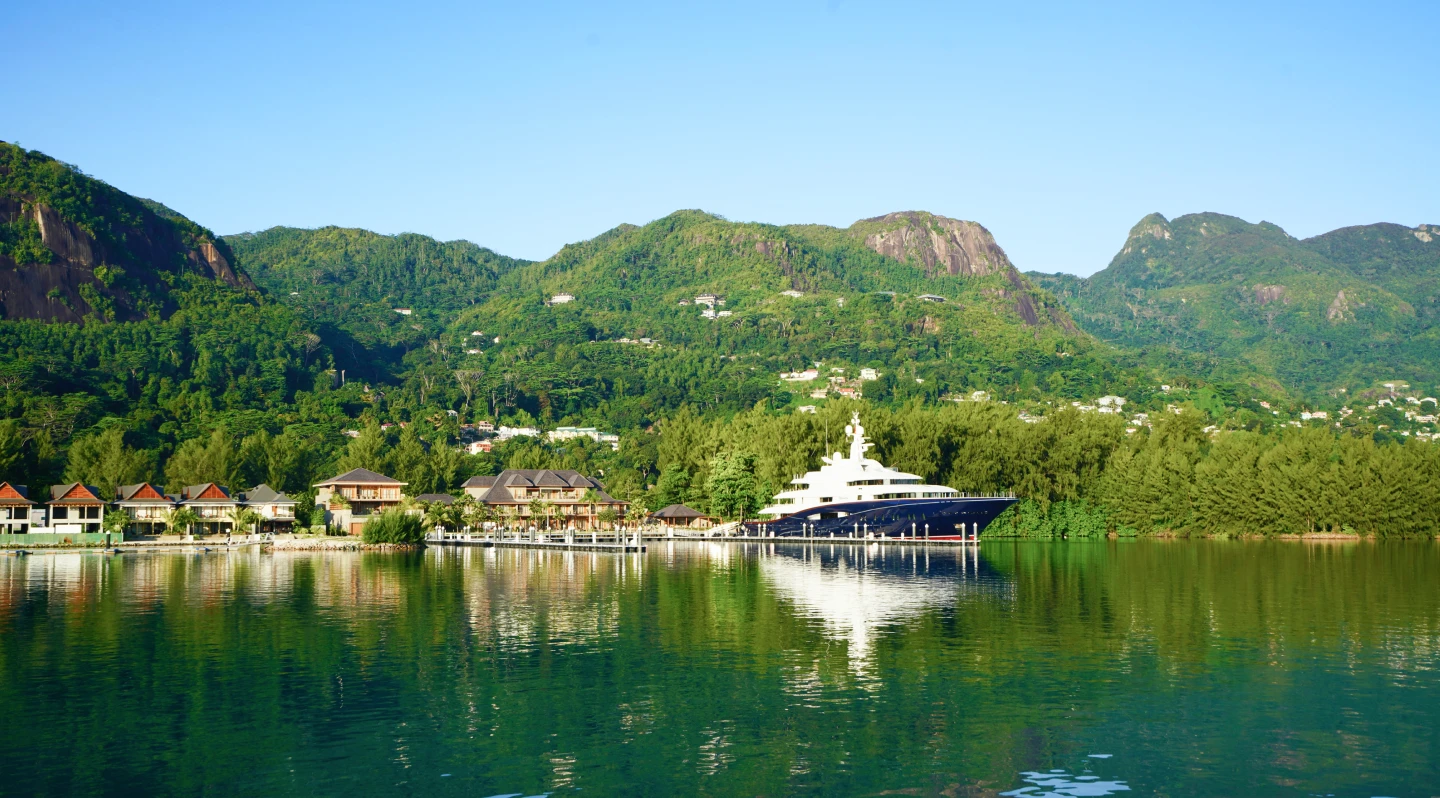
(849, 211, 1013, 277)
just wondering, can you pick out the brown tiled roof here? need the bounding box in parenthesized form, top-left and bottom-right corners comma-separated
(314, 468, 406, 487)
(461, 475, 497, 488)
(116, 483, 170, 502)
(0, 482, 33, 505)
(416, 493, 456, 504)
(49, 483, 104, 504)
(182, 483, 233, 502)
(471, 469, 625, 506)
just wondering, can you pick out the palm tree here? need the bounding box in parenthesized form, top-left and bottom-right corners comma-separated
(581, 488, 602, 529)
(225, 505, 262, 537)
(163, 507, 200, 538)
(528, 497, 549, 531)
(102, 509, 130, 538)
(422, 500, 454, 533)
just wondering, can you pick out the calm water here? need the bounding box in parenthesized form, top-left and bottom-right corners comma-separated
(0, 541, 1436, 797)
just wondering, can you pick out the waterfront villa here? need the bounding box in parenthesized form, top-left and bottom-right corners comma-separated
(48, 483, 106, 534)
(0, 483, 34, 535)
(239, 485, 297, 533)
(115, 483, 175, 535)
(179, 483, 239, 534)
(650, 504, 713, 529)
(460, 469, 626, 529)
(313, 468, 407, 535)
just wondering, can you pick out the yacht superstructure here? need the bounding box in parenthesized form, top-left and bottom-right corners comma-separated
(754, 413, 1015, 539)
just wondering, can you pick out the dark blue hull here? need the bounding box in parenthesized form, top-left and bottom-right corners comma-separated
(747, 497, 1016, 539)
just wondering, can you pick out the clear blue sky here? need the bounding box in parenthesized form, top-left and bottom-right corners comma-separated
(5, 1, 1435, 275)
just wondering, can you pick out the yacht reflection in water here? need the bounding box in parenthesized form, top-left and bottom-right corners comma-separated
(744, 541, 1002, 662)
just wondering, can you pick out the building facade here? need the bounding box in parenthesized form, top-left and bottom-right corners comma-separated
(239, 484, 298, 533)
(0, 483, 34, 534)
(313, 468, 408, 535)
(461, 469, 626, 529)
(115, 483, 175, 535)
(48, 483, 106, 534)
(179, 483, 239, 535)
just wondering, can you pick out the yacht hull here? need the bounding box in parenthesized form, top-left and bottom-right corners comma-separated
(748, 497, 1017, 539)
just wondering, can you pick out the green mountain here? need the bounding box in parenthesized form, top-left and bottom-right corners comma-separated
(225, 225, 533, 380)
(0, 142, 254, 322)
(1029, 213, 1440, 393)
(6, 146, 1439, 539)
(412, 209, 1140, 424)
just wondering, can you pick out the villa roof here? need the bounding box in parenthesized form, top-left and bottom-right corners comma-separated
(116, 483, 171, 503)
(415, 493, 456, 505)
(470, 469, 624, 506)
(181, 483, 233, 502)
(461, 475, 497, 489)
(0, 482, 33, 505)
(314, 468, 406, 487)
(652, 504, 708, 519)
(49, 483, 104, 504)
(240, 484, 294, 505)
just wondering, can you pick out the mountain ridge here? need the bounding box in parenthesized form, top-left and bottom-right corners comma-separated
(0, 142, 254, 322)
(1029, 211, 1440, 392)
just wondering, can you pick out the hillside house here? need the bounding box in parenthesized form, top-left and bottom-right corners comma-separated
(314, 468, 408, 535)
(497, 426, 540, 440)
(695, 294, 724, 307)
(780, 369, 820, 382)
(48, 483, 106, 534)
(461, 470, 626, 530)
(550, 293, 575, 304)
(115, 483, 175, 535)
(0, 483, 34, 535)
(781, 290, 804, 298)
(860, 368, 879, 381)
(547, 427, 621, 450)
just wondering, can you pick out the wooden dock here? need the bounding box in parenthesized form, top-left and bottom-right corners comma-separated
(427, 532, 645, 553)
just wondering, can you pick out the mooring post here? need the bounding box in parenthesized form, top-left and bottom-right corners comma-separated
(925, 523, 929, 539)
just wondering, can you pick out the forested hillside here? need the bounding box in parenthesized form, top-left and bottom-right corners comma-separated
(0, 142, 252, 322)
(1030, 212, 1440, 393)
(4, 145, 1440, 539)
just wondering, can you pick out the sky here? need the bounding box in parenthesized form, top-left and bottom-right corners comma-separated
(4, 0, 1436, 275)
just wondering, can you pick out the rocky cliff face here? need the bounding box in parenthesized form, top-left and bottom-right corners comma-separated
(852, 211, 1013, 277)
(0, 143, 253, 322)
(847, 210, 1071, 329)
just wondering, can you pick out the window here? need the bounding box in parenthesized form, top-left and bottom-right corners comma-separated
(53, 507, 68, 520)
(890, 478, 922, 485)
(846, 479, 884, 486)
(877, 492, 917, 500)
(819, 497, 833, 503)
(923, 491, 955, 498)
(774, 498, 794, 505)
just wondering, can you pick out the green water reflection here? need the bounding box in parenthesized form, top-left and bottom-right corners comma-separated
(0, 540, 1435, 796)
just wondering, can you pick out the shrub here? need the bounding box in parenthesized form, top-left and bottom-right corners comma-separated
(360, 510, 424, 545)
